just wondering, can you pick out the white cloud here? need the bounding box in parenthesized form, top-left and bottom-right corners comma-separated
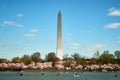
(1, 21, 23, 27)
(86, 44, 105, 51)
(70, 43, 80, 47)
(104, 23, 120, 29)
(69, 43, 80, 49)
(30, 29, 39, 32)
(23, 34, 36, 37)
(16, 13, 24, 17)
(24, 29, 39, 38)
(108, 7, 120, 16)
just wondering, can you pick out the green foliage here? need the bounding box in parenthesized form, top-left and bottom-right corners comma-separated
(0, 58, 8, 63)
(114, 50, 120, 59)
(99, 50, 115, 64)
(77, 57, 86, 65)
(45, 52, 56, 62)
(63, 53, 73, 61)
(71, 53, 81, 65)
(31, 52, 41, 63)
(71, 53, 81, 60)
(45, 52, 57, 67)
(21, 54, 31, 65)
(1, 50, 120, 65)
(63, 54, 69, 59)
(93, 50, 100, 59)
(11, 57, 21, 63)
(63, 57, 73, 61)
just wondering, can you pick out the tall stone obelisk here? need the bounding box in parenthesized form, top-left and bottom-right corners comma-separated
(56, 11, 62, 60)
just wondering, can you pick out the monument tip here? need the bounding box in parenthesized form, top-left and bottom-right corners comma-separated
(58, 10, 61, 15)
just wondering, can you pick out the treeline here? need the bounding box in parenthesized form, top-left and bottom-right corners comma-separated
(63, 50, 120, 65)
(0, 50, 120, 65)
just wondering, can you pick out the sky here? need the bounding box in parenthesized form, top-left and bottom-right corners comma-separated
(0, 0, 120, 60)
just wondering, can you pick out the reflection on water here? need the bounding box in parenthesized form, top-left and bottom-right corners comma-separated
(0, 71, 120, 80)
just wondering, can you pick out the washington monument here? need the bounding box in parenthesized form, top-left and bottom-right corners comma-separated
(56, 11, 62, 60)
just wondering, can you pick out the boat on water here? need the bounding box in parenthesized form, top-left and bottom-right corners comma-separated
(73, 74, 80, 77)
(19, 73, 23, 76)
(41, 73, 44, 76)
(102, 69, 107, 72)
(115, 74, 119, 78)
(17, 71, 23, 76)
(56, 73, 60, 76)
(17, 72, 23, 76)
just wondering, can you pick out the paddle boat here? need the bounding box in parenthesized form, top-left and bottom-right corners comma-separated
(73, 74, 80, 77)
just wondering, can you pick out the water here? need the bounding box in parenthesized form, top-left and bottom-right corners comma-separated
(0, 71, 120, 80)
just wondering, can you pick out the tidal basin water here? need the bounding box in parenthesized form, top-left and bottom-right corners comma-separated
(0, 71, 120, 80)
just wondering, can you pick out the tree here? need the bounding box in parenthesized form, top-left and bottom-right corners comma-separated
(71, 53, 81, 65)
(11, 57, 21, 63)
(93, 50, 100, 59)
(31, 52, 41, 64)
(45, 52, 57, 66)
(63, 53, 73, 61)
(71, 53, 81, 60)
(0, 58, 8, 63)
(63, 57, 73, 61)
(114, 50, 120, 59)
(63, 54, 69, 59)
(99, 50, 115, 64)
(21, 54, 31, 65)
(92, 50, 100, 64)
(45, 52, 56, 62)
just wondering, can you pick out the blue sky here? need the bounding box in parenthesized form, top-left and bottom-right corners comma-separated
(0, 0, 120, 60)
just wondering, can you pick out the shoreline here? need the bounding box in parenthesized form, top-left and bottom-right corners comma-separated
(23, 69, 83, 72)
(0, 68, 119, 72)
